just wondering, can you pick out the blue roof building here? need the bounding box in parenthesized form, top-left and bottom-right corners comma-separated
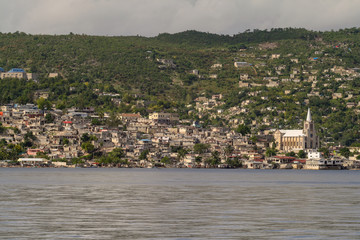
(0, 67, 4, 72)
(0, 68, 31, 80)
(8, 68, 25, 73)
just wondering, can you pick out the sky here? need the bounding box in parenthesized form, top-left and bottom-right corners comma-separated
(0, 0, 359, 36)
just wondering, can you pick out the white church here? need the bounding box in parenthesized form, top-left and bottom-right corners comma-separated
(273, 108, 319, 153)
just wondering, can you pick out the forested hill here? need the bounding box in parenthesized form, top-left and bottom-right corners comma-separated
(156, 28, 318, 46)
(1, 28, 360, 146)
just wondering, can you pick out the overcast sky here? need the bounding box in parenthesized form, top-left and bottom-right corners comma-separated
(0, 0, 359, 36)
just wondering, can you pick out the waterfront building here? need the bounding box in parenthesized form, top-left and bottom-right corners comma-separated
(18, 158, 48, 166)
(273, 108, 319, 152)
(304, 150, 344, 170)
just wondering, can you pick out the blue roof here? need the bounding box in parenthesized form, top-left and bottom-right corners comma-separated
(0, 67, 4, 72)
(140, 139, 151, 142)
(8, 68, 25, 73)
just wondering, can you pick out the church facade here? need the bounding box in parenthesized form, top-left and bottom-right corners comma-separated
(273, 109, 319, 152)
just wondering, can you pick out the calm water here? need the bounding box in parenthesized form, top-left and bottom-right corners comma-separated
(0, 168, 359, 240)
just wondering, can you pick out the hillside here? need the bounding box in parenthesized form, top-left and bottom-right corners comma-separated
(1, 28, 360, 146)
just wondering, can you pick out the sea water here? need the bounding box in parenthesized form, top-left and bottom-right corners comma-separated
(0, 168, 359, 239)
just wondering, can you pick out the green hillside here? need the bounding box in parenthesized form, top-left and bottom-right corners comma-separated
(1, 28, 360, 146)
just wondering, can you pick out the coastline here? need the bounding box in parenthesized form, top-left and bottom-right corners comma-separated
(0, 165, 354, 170)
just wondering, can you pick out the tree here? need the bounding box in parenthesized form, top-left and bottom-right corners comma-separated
(45, 113, 55, 123)
(177, 148, 188, 162)
(99, 148, 126, 167)
(5, 144, 23, 160)
(97, 156, 111, 166)
(0, 148, 10, 160)
(318, 147, 330, 158)
(106, 112, 122, 127)
(139, 149, 150, 160)
(297, 150, 306, 159)
(91, 118, 103, 126)
(0, 139, 7, 147)
(286, 151, 296, 157)
(226, 157, 242, 168)
(71, 158, 84, 165)
(339, 147, 350, 158)
(208, 150, 221, 167)
(36, 151, 49, 160)
(81, 133, 91, 142)
(109, 147, 125, 160)
(224, 144, 234, 156)
(249, 136, 258, 144)
(161, 156, 171, 165)
(61, 138, 70, 145)
(183, 74, 198, 85)
(193, 143, 210, 154)
(236, 124, 251, 135)
(23, 131, 37, 147)
(0, 123, 6, 134)
(204, 157, 212, 167)
(37, 97, 51, 110)
(265, 148, 277, 157)
(81, 142, 95, 153)
(122, 93, 133, 103)
(224, 144, 234, 162)
(24, 131, 37, 141)
(81, 133, 97, 143)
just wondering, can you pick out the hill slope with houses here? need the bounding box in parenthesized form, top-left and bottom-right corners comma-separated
(1, 28, 360, 166)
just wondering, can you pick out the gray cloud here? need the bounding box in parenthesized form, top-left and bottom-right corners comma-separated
(0, 0, 359, 36)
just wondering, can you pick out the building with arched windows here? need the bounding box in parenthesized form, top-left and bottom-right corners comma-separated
(273, 108, 319, 152)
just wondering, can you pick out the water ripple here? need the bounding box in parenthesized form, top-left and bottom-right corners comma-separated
(0, 168, 359, 239)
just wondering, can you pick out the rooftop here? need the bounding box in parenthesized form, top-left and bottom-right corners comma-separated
(280, 130, 304, 137)
(8, 68, 25, 73)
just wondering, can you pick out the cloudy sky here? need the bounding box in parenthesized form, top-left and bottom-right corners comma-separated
(0, 0, 359, 36)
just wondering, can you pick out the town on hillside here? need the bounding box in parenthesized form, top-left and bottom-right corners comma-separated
(1, 30, 360, 169)
(0, 102, 358, 169)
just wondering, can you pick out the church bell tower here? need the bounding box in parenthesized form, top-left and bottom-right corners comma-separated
(303, 108, 319, 150)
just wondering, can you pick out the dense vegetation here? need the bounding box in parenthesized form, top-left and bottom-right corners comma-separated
(1, 28, 360, 146)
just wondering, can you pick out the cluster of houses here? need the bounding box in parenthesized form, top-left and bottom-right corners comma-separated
(0, 103, 359, 169)
(2, 41, 360, 169)
(0, 68, 37, 80)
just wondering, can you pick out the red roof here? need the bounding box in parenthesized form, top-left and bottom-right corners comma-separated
(273, 156, 296, 160)
(292, 160, 306, 164)
(253, 158, 264, 162)
(63, 121, 73, 124)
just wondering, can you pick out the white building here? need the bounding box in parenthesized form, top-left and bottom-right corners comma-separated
(274, 108, 319, 152)
(18, 158, 48, 166)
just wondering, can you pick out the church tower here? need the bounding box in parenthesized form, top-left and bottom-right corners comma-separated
(303, 108, 319, 150)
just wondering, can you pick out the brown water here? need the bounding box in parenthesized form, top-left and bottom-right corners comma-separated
(0, 168, 359, 239)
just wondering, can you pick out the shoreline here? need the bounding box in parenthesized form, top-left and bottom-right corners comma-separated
(1, 165, 356, 170)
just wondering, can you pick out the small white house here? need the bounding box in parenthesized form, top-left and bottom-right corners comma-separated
(18, 158, 48, 166)
(307, 149, 322, 159)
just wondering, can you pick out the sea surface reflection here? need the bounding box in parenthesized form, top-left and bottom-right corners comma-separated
(0, 168, 359, 239)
